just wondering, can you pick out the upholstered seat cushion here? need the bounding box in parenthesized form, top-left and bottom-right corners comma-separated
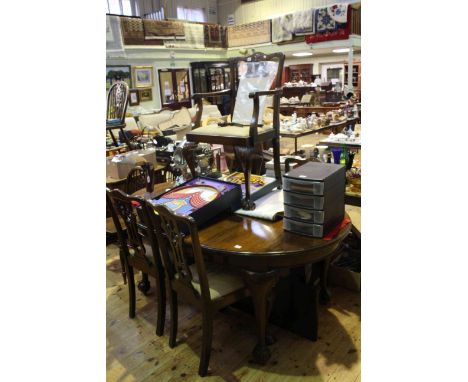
(188, 123, 273, 138)
(189, 263, 245, 300)
(123, 117, 140, 132)
(138, 112, 173, 132)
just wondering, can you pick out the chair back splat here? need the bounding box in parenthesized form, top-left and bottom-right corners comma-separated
(107, 81, 129, 123)
(145, 203, 211, 301)
(229, 52, 284, 129)
(125, 165, 147, 195)
(107, 81, 131, 147)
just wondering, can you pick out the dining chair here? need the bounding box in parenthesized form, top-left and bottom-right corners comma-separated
(107, 81, 131, 148)
(186, 52, 285, 210)
(125, 165, 148, 195)
(142, 202, 250, 377)
(106, 190, 127, 284)
(107, 189, 166, 336)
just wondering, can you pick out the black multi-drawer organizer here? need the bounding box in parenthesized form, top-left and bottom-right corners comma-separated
(283, 162, 345, 238)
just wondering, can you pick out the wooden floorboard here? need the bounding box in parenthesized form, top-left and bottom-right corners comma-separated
(107, 244, 361, 382)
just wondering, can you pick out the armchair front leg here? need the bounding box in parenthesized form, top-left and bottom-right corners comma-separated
(193, 97, 204, 129)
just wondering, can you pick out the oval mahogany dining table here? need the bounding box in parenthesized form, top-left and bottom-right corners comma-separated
(133, 182, 351, 364)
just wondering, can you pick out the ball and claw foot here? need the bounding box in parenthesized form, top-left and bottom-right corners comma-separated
(252, 344, 271, 365)
(137, 279, 151, 295)
(241, 198, 256, 211)
(265, 332, 277, 346)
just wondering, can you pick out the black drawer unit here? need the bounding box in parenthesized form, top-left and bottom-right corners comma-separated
(282, 162, 345, 238)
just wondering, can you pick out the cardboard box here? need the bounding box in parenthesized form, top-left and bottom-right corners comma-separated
(106, 148, 157, 180)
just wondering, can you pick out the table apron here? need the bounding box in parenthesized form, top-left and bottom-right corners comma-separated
(200, 241, 342, 272)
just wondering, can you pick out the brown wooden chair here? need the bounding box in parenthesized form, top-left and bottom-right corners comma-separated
(106, 190, 127, 283)
(142, 202, 250, 377)
(125, 165, 147, 195)
(107, 81, 131, 148)
(107, 189, 166, 336)
(186, 52, 285, 210)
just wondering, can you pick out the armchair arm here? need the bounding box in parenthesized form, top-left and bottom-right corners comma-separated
(192, 89, 231, 100)
(192, 89, 231, 129)
(248, 88, 283, 144)
(248, 88, 283, 99)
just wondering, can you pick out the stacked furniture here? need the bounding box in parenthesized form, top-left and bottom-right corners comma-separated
(283, 162, 345, 238)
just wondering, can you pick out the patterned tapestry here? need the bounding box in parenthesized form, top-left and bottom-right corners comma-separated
(227, 20, 271, 48)
(271, 14, 293, 43)
(120, 17, 146, 45)
(203, 24, 227, 48)
(143, 20, 185, 40)
(292, 9, 315, 35)
(306, 4, 351, 44)
(164, 23, 204, 49)
(315, 4, 348, 32)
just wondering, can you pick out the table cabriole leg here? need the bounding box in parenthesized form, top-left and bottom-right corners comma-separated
(241, 269, 279, 365)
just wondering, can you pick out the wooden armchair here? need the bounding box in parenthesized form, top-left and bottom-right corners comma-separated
(107, 189, 166, 336)
(106, 81, 131, 148)
(186, 52, 285, 210)
(143, 202, 249, 377)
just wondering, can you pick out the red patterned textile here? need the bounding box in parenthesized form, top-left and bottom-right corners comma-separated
(305, 5, 351, 45)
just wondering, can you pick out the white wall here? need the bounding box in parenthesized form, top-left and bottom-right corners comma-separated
(217, 0, 353, 25)
(162, 0, 218, 23)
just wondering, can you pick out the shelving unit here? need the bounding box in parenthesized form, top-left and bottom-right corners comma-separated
(285, 64, 313, 83)
(344, 62, 361, 100)
(190, 61, 232, 114)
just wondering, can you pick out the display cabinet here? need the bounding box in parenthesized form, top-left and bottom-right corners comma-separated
(158, 68, 192, 110)
(344, 62, 361, 100)
(284, 64, 313, 83)
(190, 61, 232, 115)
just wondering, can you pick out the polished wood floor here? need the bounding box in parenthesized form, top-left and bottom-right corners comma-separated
(107, 244, 361, 382)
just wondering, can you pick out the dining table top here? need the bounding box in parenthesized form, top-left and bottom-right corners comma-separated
(133, 181, 351, 271)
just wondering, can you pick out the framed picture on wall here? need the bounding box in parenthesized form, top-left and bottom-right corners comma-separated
(106, 65, 132, 89)
(129, 89, 140, 106)
(139, 88, 153, 102)
(132, 66, 154, 88)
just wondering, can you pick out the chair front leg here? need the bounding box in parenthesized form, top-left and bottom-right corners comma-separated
(234, 146, 256, 210)
(272, 136, 282, 189)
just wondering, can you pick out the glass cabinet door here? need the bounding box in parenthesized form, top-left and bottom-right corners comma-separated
(175, 69, 191, 103)
(158, 68, 192, 110)
(158, 69, 175, 106)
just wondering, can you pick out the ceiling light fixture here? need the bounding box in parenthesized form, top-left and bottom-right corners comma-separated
(332, 48, 350, 53)
(292, 52, 313, 57)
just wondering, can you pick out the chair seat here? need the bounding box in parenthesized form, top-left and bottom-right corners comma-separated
(187, 123, 273, 138)
(189, 263, 245, 300)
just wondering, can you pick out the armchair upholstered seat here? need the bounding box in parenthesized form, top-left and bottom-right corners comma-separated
(186, 52, 285, 210)
(187, 123, 273, 139)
